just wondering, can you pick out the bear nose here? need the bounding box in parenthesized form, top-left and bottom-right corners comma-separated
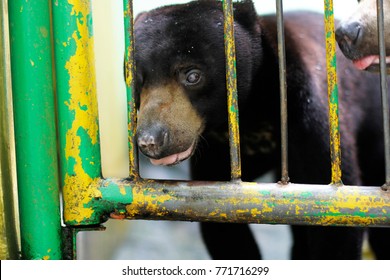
(136, 124, 169, 158)
(336, 21, 362, 46)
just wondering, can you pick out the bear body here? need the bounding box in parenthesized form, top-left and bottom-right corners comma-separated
(336, 0, 390, 72)
(134, 0, 388, 259)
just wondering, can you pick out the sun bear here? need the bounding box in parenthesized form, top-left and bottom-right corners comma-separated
(336, 0, 390, 72)
(133, 0, 389, 259)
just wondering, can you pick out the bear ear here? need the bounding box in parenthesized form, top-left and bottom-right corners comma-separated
(233, 0, 257, 31)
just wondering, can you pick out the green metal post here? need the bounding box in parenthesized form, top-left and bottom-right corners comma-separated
(51, 0, 102, 225)
(8, 0, 62, 259)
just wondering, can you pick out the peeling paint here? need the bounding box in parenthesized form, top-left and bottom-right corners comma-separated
(100, 180, 390, 226)
(223, 0, 241, 180)
(324, 0, 342, 185)
(59, 0, 101, 224)
(125, 181, 174, 218)
(123, 0, 139, 179)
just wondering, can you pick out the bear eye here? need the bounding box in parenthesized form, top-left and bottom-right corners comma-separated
(186, 70, 201, 84)
(184, 69, 202, 86)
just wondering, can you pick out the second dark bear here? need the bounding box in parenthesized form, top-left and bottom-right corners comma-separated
(134, 0, 388, 259)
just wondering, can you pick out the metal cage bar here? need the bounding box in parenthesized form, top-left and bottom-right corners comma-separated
(222, 0, 242, 181)
(0, 0, 19, 259)
(8, 0, 62, 259)
(276, 0, 289, 184)
(51, 0, 102, 225)
(124, 0, 139, 180)
(78, 178, 390, 227)
(376, 0, 390, 190)
(324, 0, 342, 185)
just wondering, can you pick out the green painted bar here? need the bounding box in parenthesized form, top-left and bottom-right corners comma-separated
(8, 0, 62, 259)
(51, 0, 102, 226)
(123, 0, 139, 180)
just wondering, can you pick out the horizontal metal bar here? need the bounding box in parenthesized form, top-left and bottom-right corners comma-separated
(65, 178, 390, 227)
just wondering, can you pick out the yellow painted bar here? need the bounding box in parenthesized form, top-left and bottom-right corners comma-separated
(71, 179, 390, 227)
(324, 0, 342, 185)
(222, 0, 242, 180)
(123, 0, 139, 179)
(52, 0, 102, 225)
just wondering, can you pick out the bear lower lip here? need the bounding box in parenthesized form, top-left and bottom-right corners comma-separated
(150, 142, 195, 166)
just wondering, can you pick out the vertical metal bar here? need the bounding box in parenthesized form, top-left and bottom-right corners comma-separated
(52, 0, 102, 225)
(0, 0, 19, 259)
(222, 0, 242, 181)
(123, 0, 139, 180)
(376, 0, 390, 190)
(324, 0, 343, 185)
(276, 0, 289, 184)
(8, 0, 62, 259)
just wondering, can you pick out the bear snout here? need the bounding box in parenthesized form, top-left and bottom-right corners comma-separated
(136, 124, 169, 159)
(336, 21, 363, 60)
(336, 21, 362, 45)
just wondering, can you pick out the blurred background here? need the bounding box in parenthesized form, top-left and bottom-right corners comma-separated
(78, 0, 360, 260)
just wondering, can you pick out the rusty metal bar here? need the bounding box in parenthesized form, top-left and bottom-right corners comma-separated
(66, 178, 390, 227)
(222, 0, 242, 181)
(62, 225, 105, 260)
(376, 0, 390, 190)
(276, 0, 289, 184)
(324, 0, 342, 185)
(124, 0, 139, 180)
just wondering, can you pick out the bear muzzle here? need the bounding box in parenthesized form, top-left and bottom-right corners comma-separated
(136, 123, 197, 166)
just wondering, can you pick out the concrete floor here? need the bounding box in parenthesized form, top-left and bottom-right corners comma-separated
(78, 219, 292, 260)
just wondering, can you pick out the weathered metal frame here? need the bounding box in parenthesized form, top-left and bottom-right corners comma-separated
(5, 0, 390, 259)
